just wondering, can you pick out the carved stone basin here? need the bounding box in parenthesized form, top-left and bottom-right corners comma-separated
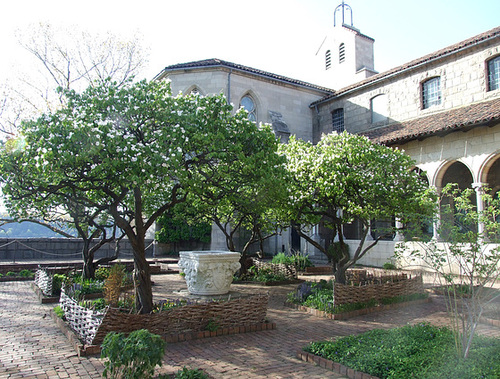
(178, 251, 241, 295)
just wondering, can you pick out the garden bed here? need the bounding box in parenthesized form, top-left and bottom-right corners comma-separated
(55, 290, 273, 355)
(286, 296, 430, 320)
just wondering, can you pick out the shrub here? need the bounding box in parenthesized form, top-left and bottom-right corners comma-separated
(6, 271, 16, 277)
(382, 262, 397, 270)
(53, 305, 65, 319)
(52, 273, 67, 296)
(104, 264, 125, 307)
(174, 367, 210, 379)
(95, 267, 110, 281)
(19, 269, 34, 278)
(101, 329, 166, 379)
(272, 252, 313, 271)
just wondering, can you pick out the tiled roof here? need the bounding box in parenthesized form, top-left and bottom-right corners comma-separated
(311, 26, 500, 106)
(155, 58, 334, 94)
(362, 97, 500, 145)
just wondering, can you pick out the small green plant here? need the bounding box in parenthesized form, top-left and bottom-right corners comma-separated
(382, 262, 397, 270)
(79, 297, 108, 310)
(101, 329, 166, 379)
(205, 319, 219, 332)
(6, 271, 16, 277)
(174, 367, 210, 379)
(95, 267, 110, 281)
(18, 269, 34, 278)
(272, 252, 313, 271)
(53, 305, 65, 319)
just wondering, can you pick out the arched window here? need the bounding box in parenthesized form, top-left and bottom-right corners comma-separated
(240, 95, 256, 122)
(190, 87, 201, 96)
(325, 50, 332, 70)
(487, 56, 500, 91)
(339, 43, 346, 64)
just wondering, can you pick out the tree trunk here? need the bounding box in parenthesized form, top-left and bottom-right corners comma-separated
(82, 240, 95, 279)
(133, 251, 153, 314)
(334, 265, 348, 284)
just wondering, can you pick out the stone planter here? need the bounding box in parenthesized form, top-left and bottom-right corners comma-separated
(178, 251, 241, 295)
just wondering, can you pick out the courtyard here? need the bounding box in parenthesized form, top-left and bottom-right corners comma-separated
(1, 264, 499, 379)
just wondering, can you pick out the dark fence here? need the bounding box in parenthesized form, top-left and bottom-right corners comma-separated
(0, 238, 154, 261)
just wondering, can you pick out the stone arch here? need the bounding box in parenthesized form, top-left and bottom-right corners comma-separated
(185, 85, 205, 96)
(434, 159, 474, 190)
(478, 152, 500, 191)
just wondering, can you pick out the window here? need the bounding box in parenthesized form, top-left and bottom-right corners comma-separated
(332, 108, 344, 133)
(240, 95, 256, 122)
(422, 77, 441, 109)
(371, 94, 388, 124)
(325, 50, 332, 70)
(339, 43, 346, 63)
(487, 56, 500, 91)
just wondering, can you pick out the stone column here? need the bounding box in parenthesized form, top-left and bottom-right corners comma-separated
(432, 187, 442, 241)
(472, 182, 487, 237)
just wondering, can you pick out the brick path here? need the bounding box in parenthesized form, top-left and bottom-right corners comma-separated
(0, 273, 499, 378)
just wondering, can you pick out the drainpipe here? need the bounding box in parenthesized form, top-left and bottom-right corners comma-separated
(227, 69, 233, 105)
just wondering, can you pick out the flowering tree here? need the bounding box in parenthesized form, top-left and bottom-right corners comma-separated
(186, 116, 290, 272)
(0, 79, 257, 313)
(280, 132, 435, 283)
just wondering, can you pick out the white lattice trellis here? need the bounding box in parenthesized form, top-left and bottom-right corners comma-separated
(34, 269, 53, 296)
(59, 289, 107, 345)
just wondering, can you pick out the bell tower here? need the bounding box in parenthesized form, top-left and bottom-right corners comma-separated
(316, 1, 377, 89)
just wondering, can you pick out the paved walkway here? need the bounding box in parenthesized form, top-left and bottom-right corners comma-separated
(0, 274, 499, 378)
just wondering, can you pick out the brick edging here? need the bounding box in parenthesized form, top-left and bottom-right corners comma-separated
(30, 282, 59, 303)
(297, 350, 380, 379)
(285, 297, 430, 320)
(482, 317, 500, 327)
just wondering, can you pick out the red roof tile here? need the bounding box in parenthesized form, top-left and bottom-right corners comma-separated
(362, 97, 500, 145)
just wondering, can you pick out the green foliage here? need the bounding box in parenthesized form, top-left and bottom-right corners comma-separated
(383, 262, 397, 270)
(101, 329, 166, 379)
(53, 305, 65, 319)
(280, 132, 436, 282)
(79, 297, 108, 311)
(174, 367, 210, 379)
(6, 271, 16, 277)
(304, 323, 500, 379)
(243, 265, 289, 283)
(288, 280, 428, 314)
(156, 206, 211, 244)
(271, 252, 313, 271)
(52, 273, 67, 296)
(205, 319, 220, 332)
(95, 267, 110, 281)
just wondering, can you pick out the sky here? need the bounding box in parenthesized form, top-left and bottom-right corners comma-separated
(1, 0, 499, 87)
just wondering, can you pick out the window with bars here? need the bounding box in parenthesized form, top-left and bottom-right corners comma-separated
(488, 56, 500, 91)
(339, 43, 345, 64)
(332, 108, 344, 133)
(422, 77, 441, 109)
(325, 50, 332, 70)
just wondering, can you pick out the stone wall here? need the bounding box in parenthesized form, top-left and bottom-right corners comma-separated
(0, 238, 154, 261)
(315, 38, 500, 139)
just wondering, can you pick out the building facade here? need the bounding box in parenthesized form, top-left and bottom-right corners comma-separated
(155, 8, 500, 267)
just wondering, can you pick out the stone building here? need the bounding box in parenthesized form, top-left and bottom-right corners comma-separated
(154, 4, 500, 266)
